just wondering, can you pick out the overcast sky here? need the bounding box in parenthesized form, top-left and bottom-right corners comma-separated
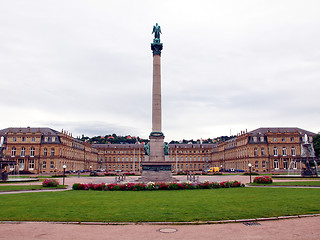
(0, 0, 319, 141)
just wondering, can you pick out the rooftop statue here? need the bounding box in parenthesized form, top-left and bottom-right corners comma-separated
(152, 23, 162, 41)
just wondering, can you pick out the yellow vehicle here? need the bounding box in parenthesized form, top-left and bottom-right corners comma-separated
(207, 167, 219, 173)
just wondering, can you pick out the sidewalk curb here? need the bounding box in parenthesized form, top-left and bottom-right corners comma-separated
(0, 214, 319, 226)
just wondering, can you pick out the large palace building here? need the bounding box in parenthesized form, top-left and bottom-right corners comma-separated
(0, 127, 317, 174)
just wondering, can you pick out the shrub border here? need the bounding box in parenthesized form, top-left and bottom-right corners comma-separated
(72, 181, 244, 191)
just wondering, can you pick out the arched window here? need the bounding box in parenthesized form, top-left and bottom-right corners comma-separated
(21, 147, 25, 157)
(11, 147, 16, 157)
(274, 160, 279, 169)
(29, 160, 35, 170)
(51, 148, 55, 156)
(30, 147, 35, 157)
(282, 147, 287, 156)
(261, 148, 265, 156)
(291, 147, 296, 156)
(273, 147, 278, 156)
(283, 160, 288, 169)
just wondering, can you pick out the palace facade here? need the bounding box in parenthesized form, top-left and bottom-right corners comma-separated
(0, 127, 317, 174)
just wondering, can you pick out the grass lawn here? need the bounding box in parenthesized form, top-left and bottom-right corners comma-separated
(0, 185, 66, 191)
(0, 188, 319, 222)
(250, 181, 320, 186)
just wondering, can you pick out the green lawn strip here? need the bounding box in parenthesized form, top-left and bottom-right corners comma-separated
(250, 181, 320, 186)
(0, 185, 67, 192)
(0, 188, 319, 222)
(272, 177, 320, 180)
(0, 180, 40, 184)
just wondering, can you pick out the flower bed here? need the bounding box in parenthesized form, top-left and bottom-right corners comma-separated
(253, 176, 273, 184)
(72, 181, 244, 191)
(42, 179, 59, 187)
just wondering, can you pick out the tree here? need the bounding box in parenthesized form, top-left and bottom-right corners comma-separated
(313, 133, 320, 157)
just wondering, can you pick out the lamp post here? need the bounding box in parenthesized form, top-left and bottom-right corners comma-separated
(248, 163, 252, 183)
(62, 165, 66, 186)
(220, 164, 223, 172)
(90, 165, 92, 174)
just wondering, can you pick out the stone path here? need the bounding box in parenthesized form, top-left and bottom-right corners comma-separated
(0, 216, 319, 240)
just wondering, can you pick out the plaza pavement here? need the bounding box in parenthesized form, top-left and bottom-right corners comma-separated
(0, 175, 319, 239)
(0, 216, 319, 240)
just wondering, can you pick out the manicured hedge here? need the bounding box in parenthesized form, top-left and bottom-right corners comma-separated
(253, 176, 273, 184)
(42, 179, 59, 187)
(72, 181, 244, 191)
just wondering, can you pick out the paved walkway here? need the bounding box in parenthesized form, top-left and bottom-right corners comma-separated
(1, 175, 320, 239)
(0, 216, 319, 240)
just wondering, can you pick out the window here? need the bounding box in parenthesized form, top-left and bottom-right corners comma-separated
(254, 148, 258, 156)
(52, 137, 55, 142)
(21, 147, 25, 157)
(44, 148, 47, 156)
(255, 161, 259, 168)
(11, 147, 16, 157)
(51, 148, 55, 156)
(253, 137, 257, 142)
(273, 137, 277, 142)
(19, 159, 24, 170)
(273, 147, 278, 156)
(32, 137, 35, 142)
(293, 161, 297, 169)
(261, 148, 265, 156)
(282, 138, 285, 142)
(291, 147, 296, 156)
(50, 161, 54, 169)
(13, 137, 16, 142)
(283, 160, 288, 169)
(45, 137, 48, 142)
(282, 147, 287, 156)
(30, 147, 35, 157)
(262, 161, 266, 168)
(43, 161, 46, 169)
(22, 137, 26, 142)
(29, 160, 35, 170)
(260, 137, 264, 142)
(274, 160, 279, 170)
(291, 137, 294, 142)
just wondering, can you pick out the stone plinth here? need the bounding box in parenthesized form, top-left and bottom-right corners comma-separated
(149, 134, 165, 162)
(141, 162, 172, 183)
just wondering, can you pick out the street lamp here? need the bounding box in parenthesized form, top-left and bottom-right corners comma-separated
(248, 163, 252, 183)
(90, 165, 92, 173)
(220, 164, 223, 172)
(62, 165, 66, 186)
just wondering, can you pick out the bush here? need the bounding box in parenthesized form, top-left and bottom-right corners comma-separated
(72, 183, 81, 190)
(253, 176, 273, 184)
(42, 179, 59, 187)
(72, 181, 245, 191)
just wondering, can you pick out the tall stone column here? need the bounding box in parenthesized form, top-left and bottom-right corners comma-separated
(141, 23, 172, 182)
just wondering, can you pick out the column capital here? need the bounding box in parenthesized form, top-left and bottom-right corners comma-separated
(151, 42, 163, 56)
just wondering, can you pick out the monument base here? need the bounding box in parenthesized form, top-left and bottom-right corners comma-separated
(141, 162, 172, 183)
